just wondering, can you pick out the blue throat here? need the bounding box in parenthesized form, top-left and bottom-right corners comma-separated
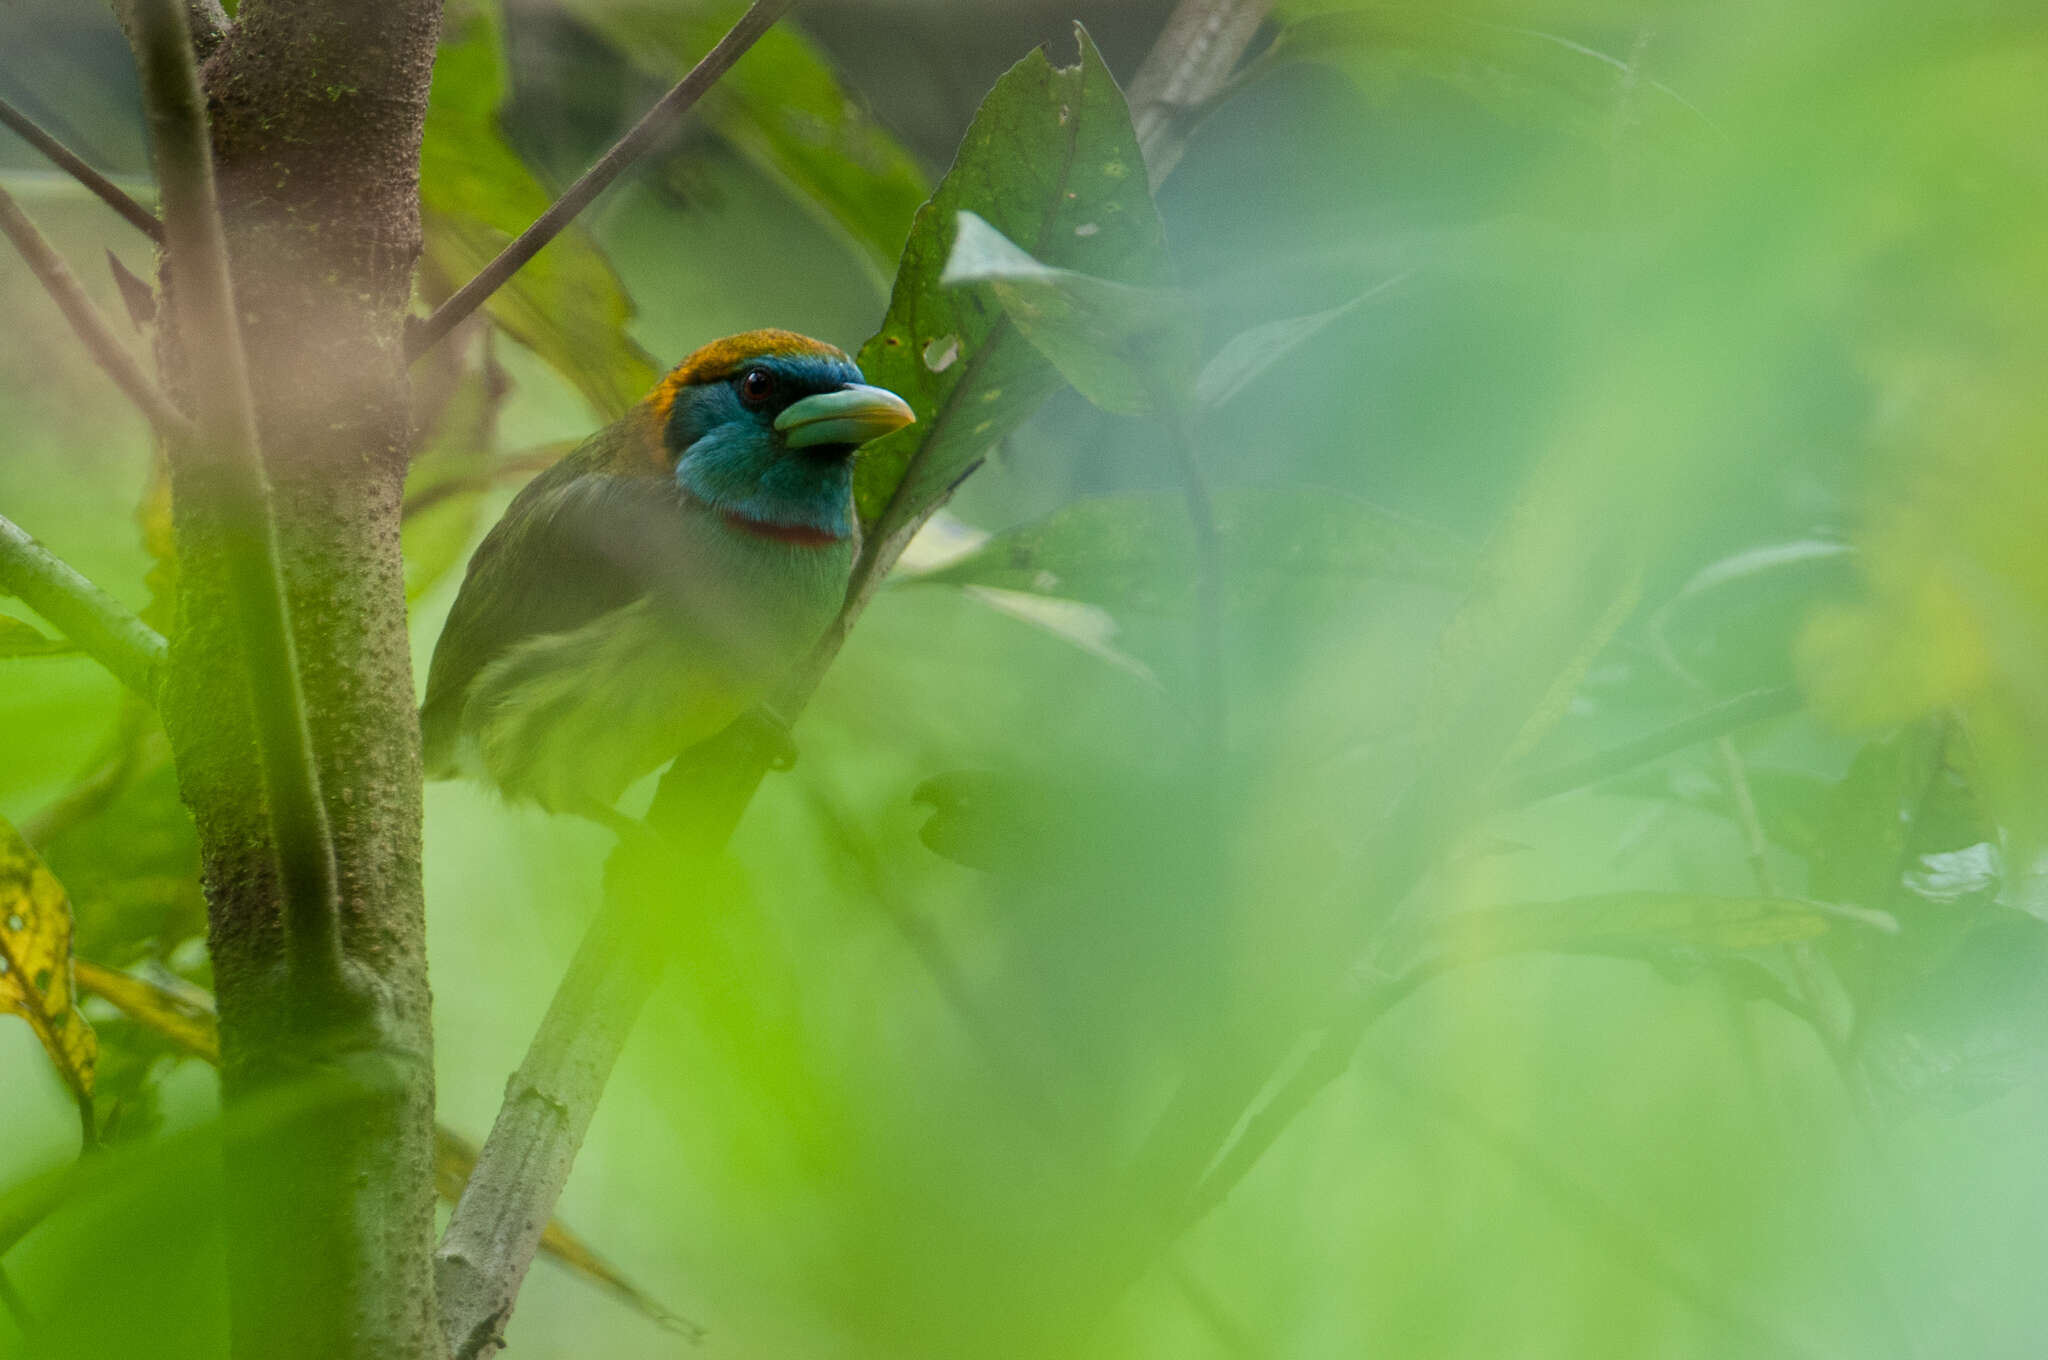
(666, 359, 859, 541)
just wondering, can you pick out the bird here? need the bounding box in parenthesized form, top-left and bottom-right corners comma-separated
(420, 328, 915, 816)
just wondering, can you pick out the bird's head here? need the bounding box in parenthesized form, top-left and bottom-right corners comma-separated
(645, 329, 914, 546)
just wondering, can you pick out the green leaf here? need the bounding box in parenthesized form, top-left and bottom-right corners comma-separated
(903, 486, 1473, 614)
(1261, 6, 1714, 151)
(939, 210, 1197, 415)
(402, 364, 507, 602)
(1811, 723, 1950, 911)
(1194, 273, 1410, 410)
(1403, 892, 1894, 975)
(0, 613, 74, 657)
(849, 26, 1170, 578)
(1610, 763, 1835, 862)
(559, 1, 931, 284)
(421, 2, 658, 417)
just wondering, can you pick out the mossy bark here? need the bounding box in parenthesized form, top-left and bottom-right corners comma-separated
(142, 2, 449, 1356)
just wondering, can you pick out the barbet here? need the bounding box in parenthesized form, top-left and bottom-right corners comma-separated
(420, 329, 914, 814)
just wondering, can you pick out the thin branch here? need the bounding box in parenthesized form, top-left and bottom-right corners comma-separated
(0, 513, 168, 700)
(0, 183, 193, 442)
(434, 864, 674, 1360)
(436, 711, 781, 1355)
(128, 0, 348, 1006)
(1496, 685, 1802, 809)
(0, 93, 163, 241)
(1126, 0, 1274, 188)
(1164, 406, 1227, 746)
(1175, 968, 1433, 1235)
(407, 0, 794, 359)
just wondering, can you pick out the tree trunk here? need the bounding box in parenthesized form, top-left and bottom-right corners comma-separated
(147, 3, 447, 1356)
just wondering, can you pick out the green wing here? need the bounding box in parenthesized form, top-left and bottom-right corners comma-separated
(419, 430, 685, 772)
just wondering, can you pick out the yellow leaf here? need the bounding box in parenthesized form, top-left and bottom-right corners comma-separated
(71, 958, 218, 1064)
(73, 961, 690, 1332)
(0, 818, 96, 1101)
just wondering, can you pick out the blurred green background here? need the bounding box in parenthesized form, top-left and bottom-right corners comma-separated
(6, 1, 2048, 1356)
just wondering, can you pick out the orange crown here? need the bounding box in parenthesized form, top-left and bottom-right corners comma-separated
(648, 329, 852, 421)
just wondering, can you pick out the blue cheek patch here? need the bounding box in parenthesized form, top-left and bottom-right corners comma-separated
(674, 420, 855, 539)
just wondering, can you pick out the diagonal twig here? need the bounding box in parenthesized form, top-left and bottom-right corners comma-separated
(1126, 0, 1274, 188)
(129, 0, 348, 1007)
(0, 93, 163, 241)
(0, 512, 168, 700)
(1497, 685, 1801, 809)
(406, 0, 794, 360)
(0, 183, 192, 441)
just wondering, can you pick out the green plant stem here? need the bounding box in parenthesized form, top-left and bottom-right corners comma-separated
(0, 1261, 33, 1336)
(1164, 406, 1228, 747)
(0, 513, 167, 700)
(0, 94, 163, 241)
(407, 0, 795, 359)
(0, 183, 193, 442)
(1497, 685, 1802, 809)
(1363, 1058, 1828, 1360)
(806, 787, 1260, 1358)
(129, 0, 347, 1006)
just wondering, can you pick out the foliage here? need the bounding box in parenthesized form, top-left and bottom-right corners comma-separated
(5, 2, 2048, 1358)
(0, 820, 94, 1113)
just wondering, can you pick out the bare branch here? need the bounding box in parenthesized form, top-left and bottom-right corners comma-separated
(0, 184, 193, 442)
(0, 94, 163, 242)
(407, 0, 795, 360)
(433, 868, 673, 1360)
(1126, 0, 1273, 188)
(434, 726, 775, 1358)
(0, 512, 168, 701)
(128, 0, 348, 1006)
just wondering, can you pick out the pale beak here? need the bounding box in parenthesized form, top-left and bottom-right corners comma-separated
(774, 383, 917, 449)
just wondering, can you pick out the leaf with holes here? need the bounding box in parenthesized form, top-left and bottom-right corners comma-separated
(846, 25, 1171, 603)
(0, 818, 96, 1104)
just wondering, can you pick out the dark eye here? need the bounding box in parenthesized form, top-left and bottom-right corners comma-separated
(738, 367, 775, 405)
